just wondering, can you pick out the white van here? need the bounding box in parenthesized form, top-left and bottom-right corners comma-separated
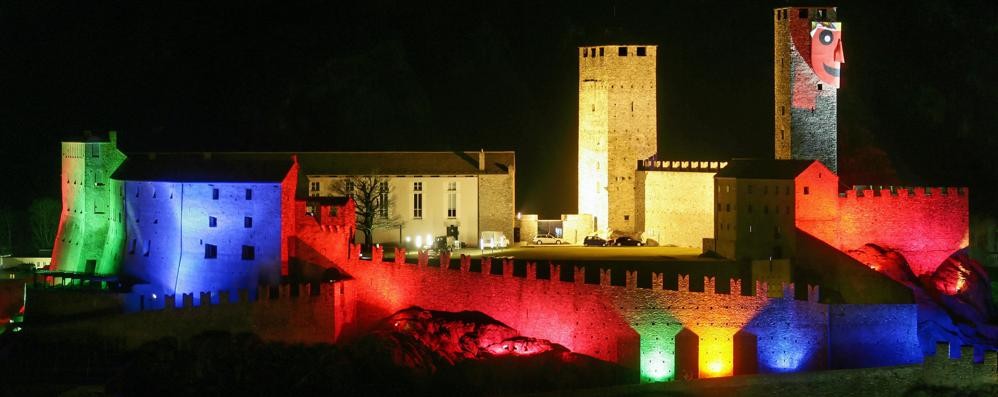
(479, 231, 509, 249)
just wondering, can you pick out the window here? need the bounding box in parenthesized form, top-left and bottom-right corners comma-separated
(209, 216, 217, 228)
(413, 181, 423, 219)
(245, 189, 253, 200)
(781, 106, 785, 116)
(636, 46, 646, 56)
(804, 186, 810, 195)
(717, 203, 722, 211)
(244, 217, 253, 228)
(447, 181, 457, 218)
(599, 47, 604, 56)
(129, 239, 137, 255)
(309, 181, 320, 192)
(799, 8, 808, 18)
(242, 245, 255, 260)
(345, 180, 355, 196)
(212, 188, 219, 200)
(583, 48, 588, 57)
(379, 181, 389, 218)
(618, 46, 627, 56)
(624, 215, 630, 221)
(205, 244, 217, 259)
(143, 240, 151, 257)
(817, 83, 823, 91)
(726, 204, 731, 212)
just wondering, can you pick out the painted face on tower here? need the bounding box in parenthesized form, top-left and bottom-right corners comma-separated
(810, 22, 844, 88)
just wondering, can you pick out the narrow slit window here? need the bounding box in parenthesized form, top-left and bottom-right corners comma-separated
(212, 188, 219, 200)
(245, 189, 253, 200)
(244, 217, 253, 228)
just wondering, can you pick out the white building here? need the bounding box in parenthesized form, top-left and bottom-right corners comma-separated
(300, 151, 515, 248)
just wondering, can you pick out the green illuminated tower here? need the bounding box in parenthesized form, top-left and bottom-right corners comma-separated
(50, 132, 126, 275)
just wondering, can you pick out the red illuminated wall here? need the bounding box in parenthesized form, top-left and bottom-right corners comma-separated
(795, 162, 969, 275)
(279, 157, 300, 275)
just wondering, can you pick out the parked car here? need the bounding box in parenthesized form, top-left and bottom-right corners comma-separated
(608, 236, 643, 246)
(533, 234, 564, 245)
(583, 235, 607, 246)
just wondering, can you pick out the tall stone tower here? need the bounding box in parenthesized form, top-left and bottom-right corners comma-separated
(774, 7, 844, 172)
(51, 132, 127, 275)
(578, 45, 657, 234)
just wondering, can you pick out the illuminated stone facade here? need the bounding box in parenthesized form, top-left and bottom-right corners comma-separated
(774, 7, 840, 172)
(51, 132, 127, 275)
(578, 45, 657, 234)
(636, 161, 726, 247)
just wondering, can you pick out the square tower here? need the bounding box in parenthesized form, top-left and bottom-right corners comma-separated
(578, 45, 657, 234)
(774, 7, 843, 172)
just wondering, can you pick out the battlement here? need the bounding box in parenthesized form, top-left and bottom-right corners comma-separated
(637, 158, 728, 172)
(839, 186, 968, 199)
(773, 6, 838, 21)
(922, 341, 998, 385)
(151, 282, 338, 311)
(580, 45, 657, 59)
(361, 248, 822, 304)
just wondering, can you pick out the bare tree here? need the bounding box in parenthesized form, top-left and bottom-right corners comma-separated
(28, 197, 60, 253)
(332, 175, 403, 247)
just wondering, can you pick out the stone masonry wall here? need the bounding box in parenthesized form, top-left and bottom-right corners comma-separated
(637, 167, 716, 247)
(579, 45, 657, 234)
(478, 173, 515, 242)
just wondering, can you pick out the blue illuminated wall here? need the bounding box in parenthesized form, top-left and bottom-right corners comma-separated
(744, 298, 829, 373)
(828, 304, 923, 368)
(120, 181, 283, 301)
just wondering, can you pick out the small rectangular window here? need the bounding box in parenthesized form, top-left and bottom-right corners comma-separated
(624, 215, 630, 221)
(242, 245, 255, 260)
(618, 46, 627, 56)
(244, 217, 252, 228)
(636, 47, 646, 56)
(205, 244, 217, 259)
(726, 204, 731, 212)
(209, 216, 217, 228)
(583, 48, 588, 57)
(245, 189, 252, 200)
(212, 188, 219, 200)
(804, 186, 810, 195)
(309, 181, 320, 191)
(599, 47, 604, 56)
(143, 240, 151, 257)
(817, 83, 823, 91)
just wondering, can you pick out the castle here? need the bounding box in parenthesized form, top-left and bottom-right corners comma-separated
(576, 7, 968, 278)
(23, 5, 989, 387)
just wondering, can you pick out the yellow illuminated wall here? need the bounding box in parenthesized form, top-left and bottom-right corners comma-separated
(578, 45, 657, 234)
(636, 166, 717, 247)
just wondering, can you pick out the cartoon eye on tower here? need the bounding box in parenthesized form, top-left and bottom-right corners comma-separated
(810, 22, 845, 88)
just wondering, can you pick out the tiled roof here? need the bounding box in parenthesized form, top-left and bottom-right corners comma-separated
(714, 159, 816, 180)
(295, 151, 514, 176)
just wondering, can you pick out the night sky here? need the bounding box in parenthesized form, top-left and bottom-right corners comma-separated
(2, 0, 996, 224)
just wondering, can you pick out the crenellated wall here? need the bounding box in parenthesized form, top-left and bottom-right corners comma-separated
(26, 281, 353, 348)
(336, 246, 921, 382)
(835, 187, 969, 275)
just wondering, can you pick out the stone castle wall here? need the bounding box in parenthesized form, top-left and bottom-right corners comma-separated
(26, 281, 352, 348)
(338, 247, 921, 382)
(636, 162, 720, 247)
(478, 172, 516, 242)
